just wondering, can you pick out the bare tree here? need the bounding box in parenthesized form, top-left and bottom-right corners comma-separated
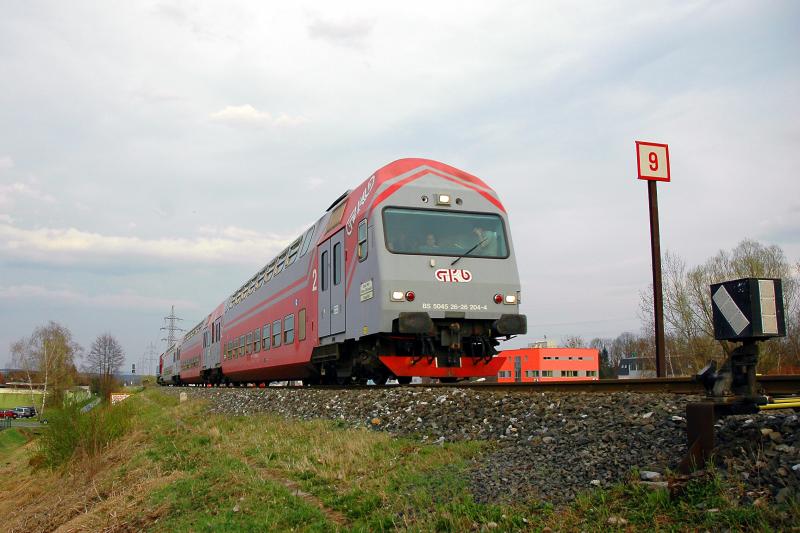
(640, 239, 799, 375)
(10, 322, 80, 419)
(86, 334, 125, 379)
(561, 335, 586, 348)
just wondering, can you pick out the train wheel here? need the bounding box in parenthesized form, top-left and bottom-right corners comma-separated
(397, 376, 412, 385)
(439, 377, 458, 383)
(372, 375, 388, 386)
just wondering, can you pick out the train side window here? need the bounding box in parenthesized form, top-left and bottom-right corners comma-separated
(325, 201, 347, 233)
(253, 328, 260, 353)
(333, 242, 342, 286)
(287, 237, 302, 266)
(272, 320, 281, 347)
(284, 314, 295, 344)
(275, 250, 288, 275)
(262, 324, 270, 350)
(300, 224, 316, 257)
(246, 332, 253, 355)
(298, 309, 306, 341)
(357, 219, 368, 261)
(239, 335, 245, 357)
(321, 251, 329, 291)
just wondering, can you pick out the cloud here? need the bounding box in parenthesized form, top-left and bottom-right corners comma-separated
(0, 284, 198, 312)
(209, 105, 308, 128)
(0, 156, 13, 171)
(0, 222, 292, 267)
(0, 181, 56, 207)
(305, 177, 325, 191)
(308, 16, 373, 49)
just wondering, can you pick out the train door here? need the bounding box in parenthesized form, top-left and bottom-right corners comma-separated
(318, 229, 346, 337)
(202, 327, 210, 368)
(210, 318, 221, 368)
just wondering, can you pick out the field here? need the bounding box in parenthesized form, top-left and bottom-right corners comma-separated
(0, 391, 42, 409)
(0, 388, 796, 531)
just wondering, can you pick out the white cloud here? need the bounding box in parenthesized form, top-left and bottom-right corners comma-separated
(305, 177, 325, 191)
(209, 105, 308, 128)
(308, 16, 374, 49)
(0, 181, 56, 207)
(0, 223, 292, 267)
(0, 284, 197, 312)
(0, 156, 13, 171)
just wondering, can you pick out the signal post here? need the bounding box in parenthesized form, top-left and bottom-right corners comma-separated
(635, 141, 670, 378)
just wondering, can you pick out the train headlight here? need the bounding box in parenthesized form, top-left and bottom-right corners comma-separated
(405, 291, 416, 302)
(493, 293, 503, 304)
(436, 194, 451, 206)
(391, 291, 405, 301)
(504, 294, 517, 305)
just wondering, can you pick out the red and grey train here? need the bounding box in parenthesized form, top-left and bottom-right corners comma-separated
(157, 158, 527, 386)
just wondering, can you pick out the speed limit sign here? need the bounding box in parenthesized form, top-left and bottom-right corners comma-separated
(636, 141, 670, 182)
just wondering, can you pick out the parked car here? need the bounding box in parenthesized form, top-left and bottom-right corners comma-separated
(12, 407, 36, 418)
(0, 409, 18, 419)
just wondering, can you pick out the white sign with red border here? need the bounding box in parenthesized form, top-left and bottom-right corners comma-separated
(635, 141, 670, 182)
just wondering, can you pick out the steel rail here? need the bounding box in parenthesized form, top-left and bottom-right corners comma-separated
(422, 375, 800, 395)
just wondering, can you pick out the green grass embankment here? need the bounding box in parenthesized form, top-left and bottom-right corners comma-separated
(0, 387, 796, 531)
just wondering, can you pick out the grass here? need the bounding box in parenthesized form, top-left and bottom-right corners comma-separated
(0, 391, 42, 409)
(34, 398, 133, 468)
(0, 387, 796, 531)
(0, 428, 28, 452)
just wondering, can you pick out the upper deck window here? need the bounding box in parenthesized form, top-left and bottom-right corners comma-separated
(382, 208, 508, 258)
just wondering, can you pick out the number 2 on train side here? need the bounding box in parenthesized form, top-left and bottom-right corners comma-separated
(312, 268, 318, 291)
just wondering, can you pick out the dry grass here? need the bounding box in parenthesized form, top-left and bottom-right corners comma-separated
(0, 424, 179, 533)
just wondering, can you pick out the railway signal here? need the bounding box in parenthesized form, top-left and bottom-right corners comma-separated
(680, 277, 788, 473)
(711, 278, 786, 341)
(635, 140, 671, 378)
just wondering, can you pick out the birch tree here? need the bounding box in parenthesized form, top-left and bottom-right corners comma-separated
(10, 322, 80, 418)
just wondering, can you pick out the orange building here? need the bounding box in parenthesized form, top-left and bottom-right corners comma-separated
(497, 347, 599, 382)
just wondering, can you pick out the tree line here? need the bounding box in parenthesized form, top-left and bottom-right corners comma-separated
(10, 324, 128, 416)
(568, 240, 799, 376)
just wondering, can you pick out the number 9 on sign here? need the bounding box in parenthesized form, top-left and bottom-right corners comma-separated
(636, 141, 670, 182)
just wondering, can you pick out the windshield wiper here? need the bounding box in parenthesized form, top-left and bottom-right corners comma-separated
(450, 237, 487, 266)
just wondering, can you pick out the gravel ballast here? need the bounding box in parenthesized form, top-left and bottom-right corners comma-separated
(162, 386, 799, 505)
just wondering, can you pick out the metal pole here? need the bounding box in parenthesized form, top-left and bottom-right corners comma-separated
(648, 181, 666, 377)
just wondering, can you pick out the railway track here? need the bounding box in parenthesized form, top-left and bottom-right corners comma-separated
(436, 375, 800, 395)
(189, 374, 800, 396)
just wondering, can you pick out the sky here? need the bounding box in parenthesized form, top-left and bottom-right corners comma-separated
(1, 1, 798, 373)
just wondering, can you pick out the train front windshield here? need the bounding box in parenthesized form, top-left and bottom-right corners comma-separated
(383, 207, 508, 258)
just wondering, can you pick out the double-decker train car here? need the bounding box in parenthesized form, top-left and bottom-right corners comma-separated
(159, 158, 527, 386)
(156, 344, 179, 386)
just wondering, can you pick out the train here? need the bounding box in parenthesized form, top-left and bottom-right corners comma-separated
(157, 158, 527, 386)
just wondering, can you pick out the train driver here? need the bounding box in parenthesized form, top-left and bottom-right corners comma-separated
(419, 233, 440, 254)
(473, 225, 499, 256)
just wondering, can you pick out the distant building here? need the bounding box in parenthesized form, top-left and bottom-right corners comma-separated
(497, 347, 599, 382)
(527, 339, 558, 349)
(617, 356, 655, 379)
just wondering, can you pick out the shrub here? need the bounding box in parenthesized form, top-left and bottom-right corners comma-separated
(89, 375, 123, 400)
(35, 398, 134, 468)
